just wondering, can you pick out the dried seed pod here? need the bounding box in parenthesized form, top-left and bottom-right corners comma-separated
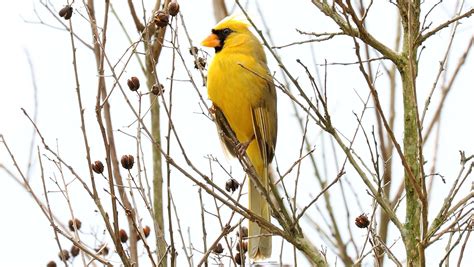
(355, 214, 370, 228)
(234, 252, 245, 265)
(58, 6, 73, 20)
(236, 241, 248, 253)
(95, 244, 109, 256)
(237, 226, 248, 238)
(189, 46, 198, 55)
(47, 261, 57, 267)
(119, 229, 128, 243)
(68, 218, 82, 231)
(154, 11, 169, 28)
(102, 246, 109, 255)
(58, 249, 70, 262)
(194, 57, 206, 69)
(143, 225, 151, 238)
(127, 76, 140, 91)
(168, 1, 180, 16)
(120, 155, 134, 170)
(225, 178, 239, 193)
(212, 243, 224, 254)
(70, 245, 80, 257)
(152, 83, 165, 96)
(91, 160, 104, 174)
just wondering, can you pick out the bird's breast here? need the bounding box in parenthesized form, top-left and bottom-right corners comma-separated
(207, 53, 267, 142)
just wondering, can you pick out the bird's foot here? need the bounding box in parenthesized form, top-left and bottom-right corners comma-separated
(235, 135, 255, 157)
(236, 141, 250, 157)
(209, 105, 216, 115)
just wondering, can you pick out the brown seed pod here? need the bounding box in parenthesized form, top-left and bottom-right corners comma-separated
(154, 11, 169, 28)
(234, 252, 245, 265)
(236, 241, 248, 253)
(143, 225, 151, 238)
(189, 46, 198, 55)
(168, 1, 180, 16)
(70, 245, 80, 257)
(127, 76, 140, 91)
(225, 178, 239, 193)
(120, 155, 134, 170)
(119, 229, 128, 243)
(152, 84, 165, 96)
(68, 218, 82, 231)
(194, 57, 206, 69)
(47, 261, 57, 267)
(102, 246, 109, 256)
(212, 243, 224, 254)
(95, 244, 109, 256)
(355, 214, 370, 228)
(91, 160, 104, 174)
(58, 6, 73, 20)
(58, 249, 70, 262)
(237, 226, 248, 238)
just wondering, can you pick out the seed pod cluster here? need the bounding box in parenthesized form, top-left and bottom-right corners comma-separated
(68, 218, 82, 231)
(70, 245, 80, 257)
(58, 6, 73, 20)
(137, 225, 151, 240)
(234, 226, 248, 265)
(143, 225, 151, 238)
(91, 160, 104, 174)
(152, 83, 165, 96)
(212, 243, 224, 254)
(234, 252, 245, 265)
(154, 11, 169, 28)
(194, 57, 206, 69)
(236, 241, 248, 253)
(355, 214, 370, 228)
(189, 46, 198, 55)
(95, 244, 109, 256)
(119, 229, 128, 243)
(127, 77, 140, 91)
(225, 178, 239, 193)
(120, 155, 134, 170)
(237, 226, 248, 238)
(58, 249, 70, 262)
(168, 1, 180, 16)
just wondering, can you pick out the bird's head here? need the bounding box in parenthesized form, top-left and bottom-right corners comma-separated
(201, 15, 253, 53)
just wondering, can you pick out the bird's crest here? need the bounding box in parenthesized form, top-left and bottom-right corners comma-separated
(214, 14, 250, 31)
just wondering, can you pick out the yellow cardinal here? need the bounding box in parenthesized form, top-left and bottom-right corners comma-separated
(202, 15, 277, 260)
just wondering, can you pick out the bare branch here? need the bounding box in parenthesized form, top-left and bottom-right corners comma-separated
(418, 7, 474, 44)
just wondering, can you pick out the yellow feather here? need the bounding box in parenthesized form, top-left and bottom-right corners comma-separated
(204, 15, 277, 260)
(214, 14, 250, 31)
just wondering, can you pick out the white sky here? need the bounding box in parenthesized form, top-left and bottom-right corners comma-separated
(1, 0, 473, 266)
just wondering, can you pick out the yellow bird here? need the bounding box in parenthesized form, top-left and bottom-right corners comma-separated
(202, 15, 277, 260)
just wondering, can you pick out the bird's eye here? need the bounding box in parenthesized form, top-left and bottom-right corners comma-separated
(222, 28, 231, 35)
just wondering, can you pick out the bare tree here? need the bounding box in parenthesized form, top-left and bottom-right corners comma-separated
(1, 0, 472, 266)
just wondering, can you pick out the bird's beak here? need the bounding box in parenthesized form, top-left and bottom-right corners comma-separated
(201, 33, 220, 47)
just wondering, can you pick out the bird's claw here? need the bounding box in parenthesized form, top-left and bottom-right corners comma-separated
(235, 141, 250, 157)
(209, 105, 216, 115)
(235, 135, 255, 157)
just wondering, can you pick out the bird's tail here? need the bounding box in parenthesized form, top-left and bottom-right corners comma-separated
(247, 141, 272, 260)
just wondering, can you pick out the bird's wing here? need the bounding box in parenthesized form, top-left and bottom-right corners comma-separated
(250, 80, 277, 164)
